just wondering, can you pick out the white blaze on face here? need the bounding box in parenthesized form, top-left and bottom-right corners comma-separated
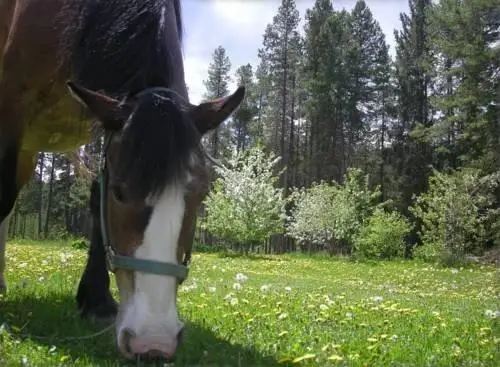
(117, 183, 185, 344)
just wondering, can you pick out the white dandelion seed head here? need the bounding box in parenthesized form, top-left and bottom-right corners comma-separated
(484, 309, 499, 319)
(371, 296, 384, 303)
(235, 273, 248, 282)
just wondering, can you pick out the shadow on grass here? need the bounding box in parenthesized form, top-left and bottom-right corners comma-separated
(0, 293, 282, 366)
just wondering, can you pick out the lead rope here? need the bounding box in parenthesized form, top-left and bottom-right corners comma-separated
(0, 321, 115, 342)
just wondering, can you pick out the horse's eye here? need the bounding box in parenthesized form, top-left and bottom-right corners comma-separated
(111, 184, 126, 203)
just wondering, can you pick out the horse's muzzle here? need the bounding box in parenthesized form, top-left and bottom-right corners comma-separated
(119, 327, 184, 360)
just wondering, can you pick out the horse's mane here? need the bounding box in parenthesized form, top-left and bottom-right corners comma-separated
(60, 0, 182, 97)
(59, 0, 200, 198)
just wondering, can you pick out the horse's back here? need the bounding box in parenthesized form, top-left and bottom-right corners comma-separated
(0, 0, 92, 153)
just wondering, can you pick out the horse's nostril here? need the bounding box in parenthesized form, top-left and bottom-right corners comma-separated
(136, 350, 174, 362)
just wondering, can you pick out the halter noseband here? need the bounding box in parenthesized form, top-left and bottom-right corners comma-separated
(98, 87, 193, 282)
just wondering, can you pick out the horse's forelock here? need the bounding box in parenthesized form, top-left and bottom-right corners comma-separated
(115, 92, 200, 200)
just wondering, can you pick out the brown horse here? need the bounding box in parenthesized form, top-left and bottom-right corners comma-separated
(0, 0, 244, 361)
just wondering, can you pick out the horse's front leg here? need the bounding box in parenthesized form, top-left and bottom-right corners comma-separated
(0, 142, 25, 294)
(76, 179, 117, 321)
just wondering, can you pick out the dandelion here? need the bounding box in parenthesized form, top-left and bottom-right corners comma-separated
(208, 286, 216, 293)
(235, 273, 248, 282)
(260, 284, 270, 292)
(41, 259, 49, 266)
(371, 296, 384, 303)
(230, 297, 239, 306)
(328, 355, 343, 361)
(345, 312, 353, 318)
(284, 286, 292, 292)
(233, 282, 242, 291)
(451, 268, 459, 274)
(484, 309, 499, 319)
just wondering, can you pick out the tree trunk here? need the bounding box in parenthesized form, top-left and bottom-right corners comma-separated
(44, 154, 56, 236)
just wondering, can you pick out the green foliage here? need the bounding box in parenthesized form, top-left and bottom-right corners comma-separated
(287, 168, 382, 250)
(202, 146, 287, 247)
(354, 209, 411, 260)
(70, 238, 89, 250)
(410, 168, 500, 265)
(412, 242, 441, 263)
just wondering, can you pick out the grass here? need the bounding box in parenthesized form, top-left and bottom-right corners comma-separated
(0, 240, 498, 366)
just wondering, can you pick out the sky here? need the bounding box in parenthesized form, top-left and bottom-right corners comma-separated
(180, 0, 410, 105)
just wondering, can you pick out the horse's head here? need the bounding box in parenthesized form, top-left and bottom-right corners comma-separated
(67, 81, 244, 359)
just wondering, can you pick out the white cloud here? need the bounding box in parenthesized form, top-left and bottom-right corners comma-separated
(183, 55, 208, 104)
(212, 0, 272, 27)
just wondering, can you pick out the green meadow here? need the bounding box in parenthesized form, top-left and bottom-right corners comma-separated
(0, 240, 498, 366)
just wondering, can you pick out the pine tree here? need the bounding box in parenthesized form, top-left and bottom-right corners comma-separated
(427, 0, 500, 173)
(391, 0, 434, 219)
(203, 45, 232, 159)
(259, 0, 301, 197)
(302, 0, 333, 183)
(232, 64, 257, 153)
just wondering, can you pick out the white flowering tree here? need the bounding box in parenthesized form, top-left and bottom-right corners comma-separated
(202, 146, 288, 250)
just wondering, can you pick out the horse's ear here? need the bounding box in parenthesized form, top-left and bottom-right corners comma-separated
(66, 81, 132, 131)
(188, 86, 245, 135)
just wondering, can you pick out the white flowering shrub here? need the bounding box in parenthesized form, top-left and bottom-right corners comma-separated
(202, 146, 287, 248)
(286, 181, 337, 245)
(287, 168, 382, 251)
